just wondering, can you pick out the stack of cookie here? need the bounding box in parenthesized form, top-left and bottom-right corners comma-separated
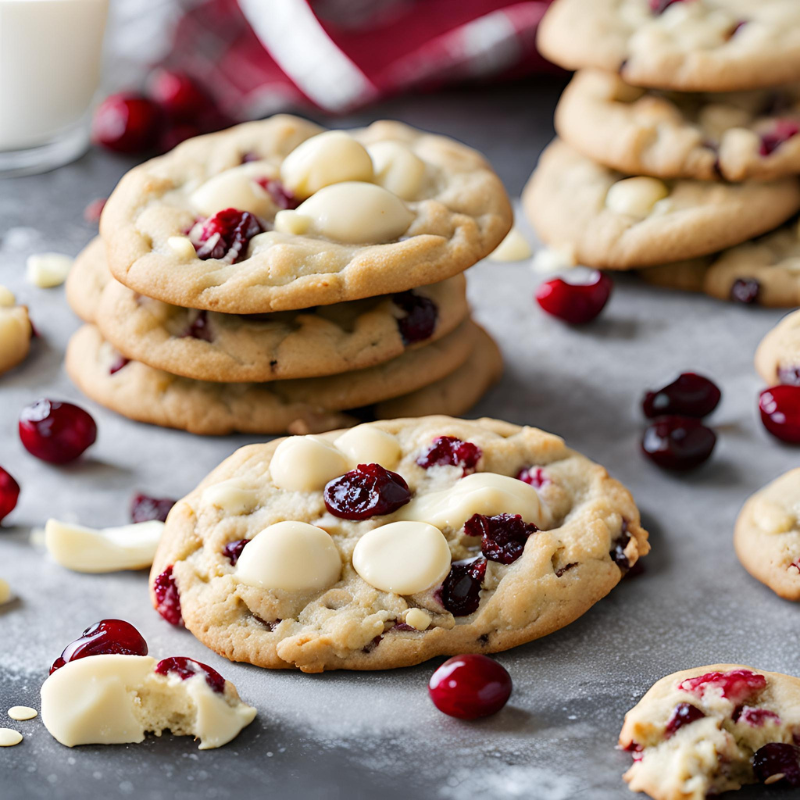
(65, 116, 512, 435)
(525, 0, 800, 307)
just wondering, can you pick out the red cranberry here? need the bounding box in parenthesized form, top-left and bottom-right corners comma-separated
(643, 373, 721, 419)
(158, 122, 201, 154)
(131, 494, 176, 524)
(50, 619, 148, 674)
(464, 514, 538, 565)
(191, 208, 263, 263)
(0, 467, 20, 524)
(147, 69, 207, 122)
(323, 463, 411, 520)
(760, 386, 800, 444)
(650, 0, 688, 12)
(416, 436, 482, 473)
(610, 525, 632, 571)
(429, 654, 512, 720)
(153, 566, 183, 626)
(154, 656, 225, 694)
(92, 93, 161, 154)
(641, 416, 716, 471)
(733, 706, 781, 726)
(182, 310, 213, 342)
(254, 177, 299, 210)
(535, 271, 612, 325)
(109, 355, 130, 375)
(754, 743, 800, 786)
(730, 278, 760, 304)
(83, 198, 107, 224)
(392, 292, 438, 344)
(760, 120, 800, 157)
(679, 669, 766, 704)
(19, 399, 97, 464)
(516, 466, 549, 488)
(440, 558, 486, 616)
(777, 367, 800, 386)
(222, 538, 249, 565)
(665, 703, 705, 738)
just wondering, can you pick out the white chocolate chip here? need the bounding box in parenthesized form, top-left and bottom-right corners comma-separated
(235, 521, 341, 592)
(202, 479, 259, 515)
(335, 425, 402, 469)
(487, 227, 532, 262)
(367, 141, 426, 200)
(290, 182, 414, 244)
(0, 285, 16, 307)
(190, 163, 277, 218)
(26, 253, 73, 288)
(44, 519, 164, 573)
(0, 729, 22, 746)
(0, 303, 32, 375)
(280, 131, 374, 200)
(400, 473, 543, 531)
(273, 210, 311, 236)
(8, 707, 37, 721)
(269, 435, 348, 492)
(352, 521, 451, 595)
(404, 608, 432, 631)
(752, 498, 795, 535)
(605, 177, 670, 219)
(0, 578, 10, 604)
(167, 235, 197, 259)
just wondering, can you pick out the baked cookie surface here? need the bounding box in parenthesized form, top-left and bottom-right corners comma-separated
(638, 259, 710, 292)
(755, 310, 800, 385)
(619, 664, 800, 799)
(734, 469, 800, 601)
(538, 0, 800, 92)
(100, 116, 512, 314)
(522, 140, 800, 269)
(557, 70, 800, 182)
(148, 416, 648, 672)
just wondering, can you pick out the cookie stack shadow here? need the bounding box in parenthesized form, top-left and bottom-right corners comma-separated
(525, 0, 800, 308)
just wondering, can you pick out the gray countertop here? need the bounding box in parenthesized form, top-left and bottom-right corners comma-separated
(1, 77, 798, 800)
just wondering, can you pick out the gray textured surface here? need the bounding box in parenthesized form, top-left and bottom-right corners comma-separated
(1, 77, 798, 799)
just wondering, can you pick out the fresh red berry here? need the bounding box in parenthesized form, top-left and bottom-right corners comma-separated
(760, 385, 800, 444)
(19, 399, 97, 464)
(91, 93, 161, 154)
(131, 494, 176, 524)
(641, 416, 716, 471)
(154, 656, 225, 694)
(146, 70, 207, 122)
(535, 271, 613, 325)
(0, 467, 20, 524)
(50, 619, 148, 674)
(429, 654, 512, 720)
(642, 372, 721, 418)
(153, 566, 183, 626)
(324, 463, 411, 520)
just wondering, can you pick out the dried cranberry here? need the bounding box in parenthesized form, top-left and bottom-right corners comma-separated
(131, 494, 176, 524)
(323, 463, 411, 520)
(91, 93, 162, 154)
(535, 271, 612, 325)
(664, 703, 705, 737)
(182, 310, 213, 342)
(777, 367, 800, 386)
(83, 198, 107, 224)
(146, 69, 208, 122)
(516, 466, 549, 488)
(0, 467, 20, 524)
(154, 656, 225, 694)
(254, 177, 299, 210)
(392, 292, 438, 344)
(610, 525, 632, 571)
(19, 399, 97, 464)
(416, 436, 482, 473)
(109, 355, 130, 375)
(440, 558, 486, 617)
(641, 416, 716, 471)
(754, 743, 800, 786)
(730, 278, 760, 305)
(464, 514, 538, 565)
(153, 565, 183, 626)
(733, 706, 781, 726)
(650, 0, 687, 12)
(760, 386, 800, 444)
(50, 619, 148, 674)
(679, 669, 766, 703)
(642, 373, 721, 419)
(760, 120, 800, 157)
(429, 654, 512, 720)
(191, 208, 263, 263)
(222, 538, 249, 565)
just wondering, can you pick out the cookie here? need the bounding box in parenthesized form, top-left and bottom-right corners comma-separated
(0, 287, 32, 376)
(556, 69, 800, 182)
(619, 664, 800, 799)
(65, 321, 493, 435)
(522, 140, 800, 269)
(755, 310, 800, 385)
(637, 258, 710, 292)
(100, 116, 512, 314)
(538, 0, 800, 92)
(64, 237, 108, 324)
(148, 415, 648, 672)
(734, 469, 800, 600)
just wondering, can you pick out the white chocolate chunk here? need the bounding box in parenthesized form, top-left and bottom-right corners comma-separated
(202, 479, 259, 515)
(190, 162, 277, 218)
(367, 141, 426, 200)
(269, 435, 349, 492)
(0, 729, 22, 746)
(8, 707, 37, 721)
(182, 672, 256, 750)
(487, 227, 532, 262)
(352, 521, 451, 595)
(273, 210, 311, 236)
(335, 425, 402, 470)
(404, 608, 432, 631)
(44, 519, 164, 573)
(400, 473, 543, 531)
(0, 303, 32, 375)
(0, 285, 16, 307)
(288, 182, 413, 244)
(605, 177, 669, 219)
(280, 131, 374, 200)
(0, 578, 10, 604)
(236, 521, 341, 592)
(167, 235, 197, 259)
(752, 498, 795, 535)
(26, 253, 73, 288)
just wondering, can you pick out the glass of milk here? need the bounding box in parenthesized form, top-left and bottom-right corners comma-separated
(0, 0, 109, 176)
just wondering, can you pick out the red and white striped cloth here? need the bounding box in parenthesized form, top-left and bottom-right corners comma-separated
(162, 0, 555, 120)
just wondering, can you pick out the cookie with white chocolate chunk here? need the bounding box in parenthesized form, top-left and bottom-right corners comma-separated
(149, 416, 648, 672)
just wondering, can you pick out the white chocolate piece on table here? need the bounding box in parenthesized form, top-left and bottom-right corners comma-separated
(0, 297, 32, 376)
(0, 729, 22, 746)
(269, 435, 348, 492)
(236, 521, 341, 592)
(335, 425, 402, 470)
(487, 227, 532, 262)
(367, 141, 426, 200)
(190, 162, 277, 218)
(26, 253, 73, 288)
(605, 177, 669, 219)
(44, 519, 164, 573)
(8, 707, 37, 721)
(202, 479, 259, 515)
